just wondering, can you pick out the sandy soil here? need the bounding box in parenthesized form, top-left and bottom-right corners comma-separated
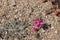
(0, 0, 60, 40)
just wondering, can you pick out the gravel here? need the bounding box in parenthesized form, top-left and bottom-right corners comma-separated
(0, 0, 60, 40)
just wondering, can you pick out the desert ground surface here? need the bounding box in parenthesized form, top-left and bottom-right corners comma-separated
(0, 0, 60, 40)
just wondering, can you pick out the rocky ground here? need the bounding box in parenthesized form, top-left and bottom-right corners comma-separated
(0, 0, 60, 40)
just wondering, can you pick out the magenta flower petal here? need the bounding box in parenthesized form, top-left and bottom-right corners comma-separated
(35, 24, 41, 28)
(33, 20, 40, 26)
(40, 19, 45, 24)
(32, 27, 37, 31)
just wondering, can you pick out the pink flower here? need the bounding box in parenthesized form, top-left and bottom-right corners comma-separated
(32, 19, 45, 31)
(32, 27, 37, 31)
(33, 20, 40, 27)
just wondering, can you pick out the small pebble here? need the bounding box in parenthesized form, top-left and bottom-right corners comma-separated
(41, 29, 45, 33)
(42, 38, 44, 40)
(51, 27, 54, 29)
(14, 38, 19, 40)
(55, 30, 57, 34)
(0, 38, 3, 40)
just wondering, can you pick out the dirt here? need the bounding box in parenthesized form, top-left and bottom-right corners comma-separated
(0, 0, 60, 40)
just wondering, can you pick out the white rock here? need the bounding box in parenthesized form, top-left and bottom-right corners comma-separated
(42, 38, 45, 40)
(51, 27, 54, 29)
(55, 30, 58, 34)
(41, 29, 45, 33)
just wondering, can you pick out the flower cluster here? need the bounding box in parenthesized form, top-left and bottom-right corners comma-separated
(32, 19, 45, 31)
